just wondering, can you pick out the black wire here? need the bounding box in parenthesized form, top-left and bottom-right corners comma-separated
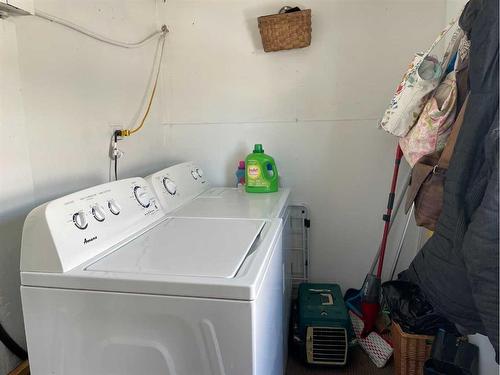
(0, 322, 27, 360)
(114, 154, 118, 181)
(114, 131, 119, 181)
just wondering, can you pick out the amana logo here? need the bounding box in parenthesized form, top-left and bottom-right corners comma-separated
(83, 236, 97, 245)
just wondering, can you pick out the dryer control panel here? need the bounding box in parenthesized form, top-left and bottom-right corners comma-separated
(21, 178, 164, 273)
(145, 162, 210, 213)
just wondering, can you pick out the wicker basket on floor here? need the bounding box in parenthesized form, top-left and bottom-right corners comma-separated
(392, 322, 435, 375)
(258, 9, 312, 52)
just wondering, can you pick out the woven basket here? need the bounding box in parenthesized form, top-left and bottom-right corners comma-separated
(258, 9, 312, 52)
(392, 322, 435, 375)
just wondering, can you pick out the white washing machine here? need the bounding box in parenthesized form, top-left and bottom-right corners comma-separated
(20, 178, 284, 375)
(145, 162, 292, 364)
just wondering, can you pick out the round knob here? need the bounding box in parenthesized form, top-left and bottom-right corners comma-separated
(191, 170, 198, 180)
(108, 199, 121, 215)
(196, 168, 204, 177)
(73, 211, 88, 230)
(133, 186, 151, 208)
(92, 205, 105, 222)
(162, 178, 177, 195)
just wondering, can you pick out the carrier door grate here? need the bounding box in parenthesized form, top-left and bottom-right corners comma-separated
(306, 326, 348, 365)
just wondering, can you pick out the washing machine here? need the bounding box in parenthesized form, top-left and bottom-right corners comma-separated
(145, 162, 292, 364)
(20, 178, 284, 375)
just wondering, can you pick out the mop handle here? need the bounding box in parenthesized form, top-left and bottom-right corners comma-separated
(376, 145, 404, 279)
(368, 172, 410, 275)
(389, 204, 415, 280)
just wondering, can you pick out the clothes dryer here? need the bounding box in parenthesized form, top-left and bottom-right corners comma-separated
(145, 162, 292, 364)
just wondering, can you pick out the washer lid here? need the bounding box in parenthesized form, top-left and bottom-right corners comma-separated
(86, 217, 265, 279)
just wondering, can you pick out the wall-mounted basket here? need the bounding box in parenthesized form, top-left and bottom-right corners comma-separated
(258, 8, 312, 52)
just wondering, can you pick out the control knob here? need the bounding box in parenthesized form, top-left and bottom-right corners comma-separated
(108, 199, 121, 215)
(162, 178, 177, 195)
(133, 186, 151, 208)
(92, 205, 106, 222)
(73, 211, 88, 230)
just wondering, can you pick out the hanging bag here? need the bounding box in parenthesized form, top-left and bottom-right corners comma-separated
(399, 70, 457, 167)
(405, 95, 469, 231)
(379, 17, 460, 137)
(399, 33, 467, 167)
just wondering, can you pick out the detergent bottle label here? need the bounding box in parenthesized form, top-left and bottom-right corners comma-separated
(246, 161, 269, 187)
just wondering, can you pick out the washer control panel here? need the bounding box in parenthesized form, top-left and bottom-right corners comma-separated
(21, 178, 164, 273)
(145, 162, 210, 213)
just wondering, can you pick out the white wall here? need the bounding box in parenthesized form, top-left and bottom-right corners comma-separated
(0, 19, 34, 375)
(446, 0, 466, 20)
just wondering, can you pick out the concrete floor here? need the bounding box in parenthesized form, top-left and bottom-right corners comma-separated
(286, 346, 394, 375)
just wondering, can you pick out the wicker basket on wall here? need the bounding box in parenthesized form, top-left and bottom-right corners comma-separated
(392, 322, 435, 375)
(258, 9, 312, 52)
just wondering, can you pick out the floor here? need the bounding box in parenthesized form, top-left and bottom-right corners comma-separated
(286, 346, 394, 375)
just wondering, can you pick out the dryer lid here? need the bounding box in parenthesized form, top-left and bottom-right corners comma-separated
(87, 217, 265, 278)
(172, 188, 290, 219)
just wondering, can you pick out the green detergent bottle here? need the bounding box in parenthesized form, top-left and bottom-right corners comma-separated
(245, 144, 279, 193)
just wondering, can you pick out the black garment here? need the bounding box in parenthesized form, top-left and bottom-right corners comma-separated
(401, 0, 499, 361)
(382, 281, 460, 336)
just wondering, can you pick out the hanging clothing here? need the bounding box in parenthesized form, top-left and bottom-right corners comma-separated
(401, 0, 499, 361)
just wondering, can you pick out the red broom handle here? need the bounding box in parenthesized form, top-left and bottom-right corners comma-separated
(376, 144, 404, 278)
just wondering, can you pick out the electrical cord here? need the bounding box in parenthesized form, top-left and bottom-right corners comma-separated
(114, 131, 119, 181)
(0, 322, 27, 360)
(34, 10, 168, 49)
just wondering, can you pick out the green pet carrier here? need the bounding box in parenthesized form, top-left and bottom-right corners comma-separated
(296, 283, 353, 366)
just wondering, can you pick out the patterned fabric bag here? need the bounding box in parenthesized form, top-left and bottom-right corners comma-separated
(379, 18, 460, 137)
(399, 34, 468, 167)
(399, 71, 458, 167)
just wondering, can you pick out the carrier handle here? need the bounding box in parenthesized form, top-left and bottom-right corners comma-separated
(320, 293, 334, 306)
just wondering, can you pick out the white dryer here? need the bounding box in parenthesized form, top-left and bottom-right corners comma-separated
(145, 162, 292, 363)
(20, 178, 284, 375)
(144, 162, 290, 221)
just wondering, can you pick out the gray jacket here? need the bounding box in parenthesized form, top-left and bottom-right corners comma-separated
(402, 0, 499, 361)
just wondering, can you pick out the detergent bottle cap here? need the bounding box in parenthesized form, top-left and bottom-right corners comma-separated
(253, 144, 264, 153)
(238, 161, 245, 169)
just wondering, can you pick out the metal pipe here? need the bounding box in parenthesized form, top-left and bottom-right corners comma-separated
(389, 204, 415, 280)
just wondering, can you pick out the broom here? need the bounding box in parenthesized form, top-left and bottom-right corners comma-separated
(344, 171, 410, 316)
(360, 144, 404, 337)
